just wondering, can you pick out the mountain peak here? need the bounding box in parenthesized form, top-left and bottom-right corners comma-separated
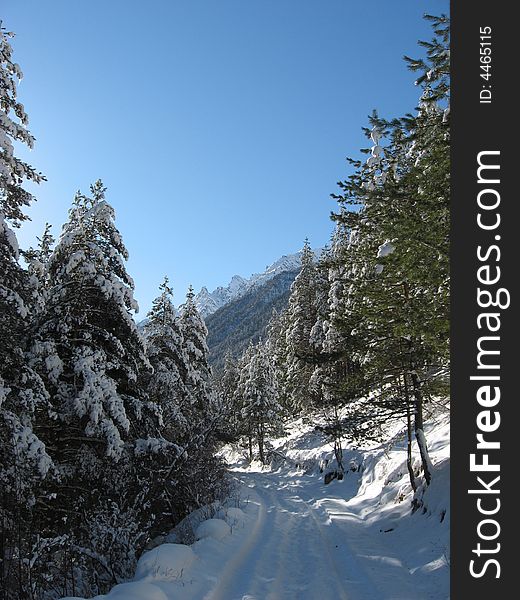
(194, 248, 321, 318)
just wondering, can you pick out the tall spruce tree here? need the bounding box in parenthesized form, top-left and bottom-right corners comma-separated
(29, 181, 162, 595)
(144, 276, 189, 439)
(284, 241, 320, 411)
(238, 341, 283, 464)
(21, 222, 54, 316)
(0, 25, 51, 599)
(173, 286, 228, 515)
(329, 15, 450, 488)
(179, 285, 215, 420)
(216, 352, 241, 442)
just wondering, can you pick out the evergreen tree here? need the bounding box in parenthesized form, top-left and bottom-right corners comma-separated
(233, 342, 257, 460)
(144, 276, 189, 439)
(172, 286, 228, 517)
(22, 222, 54, 316)
(0, 25, 50, 599)
(266, 309, 292, 413)
(216, 352, 241, 442)
(238, 342, 283, 464)
(29, 181, 161, 595)
(284, 241, 320, 411)
(329, 15, 450, 488)
(179, 285, 215, 420)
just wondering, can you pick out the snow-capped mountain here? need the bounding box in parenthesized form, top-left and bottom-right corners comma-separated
(195, 251, 307, 318)
(195, 275, 249, 317)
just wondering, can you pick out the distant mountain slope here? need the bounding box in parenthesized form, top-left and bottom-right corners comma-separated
(205, 269, 298, 372)
(195, 252, 303, 318)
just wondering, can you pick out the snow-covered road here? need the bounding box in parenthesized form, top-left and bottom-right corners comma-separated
(64, 416, 449, 600)
(207, 467, 433, 600)
(206, 470, 351, 600)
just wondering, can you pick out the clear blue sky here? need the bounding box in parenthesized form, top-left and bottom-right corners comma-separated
(4, 0, 448, 315)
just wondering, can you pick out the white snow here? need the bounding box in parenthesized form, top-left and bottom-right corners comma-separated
(0, 212, 20, 258)
(135, 544, 196, 581)
(370, 126, 382, 145)
(195, 518, 231, 541)
(62, 407, 449, 600)
(376, 240, 396, 258)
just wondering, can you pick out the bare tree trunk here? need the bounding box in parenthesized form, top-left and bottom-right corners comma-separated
(257, 424, 265, 464)
(333, 406, 344, 473)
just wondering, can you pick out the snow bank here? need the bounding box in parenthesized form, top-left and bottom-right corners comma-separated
(97, 581, 168, 600)
(195, 518, 231, 541)
(135, 544, 196, 581)
(162, 501, 223, 545)
(215, 506, 247, 528)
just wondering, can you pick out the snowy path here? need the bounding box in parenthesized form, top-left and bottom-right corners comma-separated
(202, 467, 434, 600)
(205, 471, 350, 600)
(65, 418, 449, 600)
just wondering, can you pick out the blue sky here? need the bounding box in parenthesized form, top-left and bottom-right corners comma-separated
(4, 0, 448, 315)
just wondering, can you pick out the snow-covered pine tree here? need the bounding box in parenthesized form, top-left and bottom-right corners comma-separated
(329, 15, 450, 489)
(179, 285, 215, 420)
(144, 276, 189, 439)
(239, 341, 283, 464)
(216, 352, 241, 442)
(0, 25, 51, 599)
(284, 241, 321, 412)
(135, 276, 197, 538)
(266, 308, 292, 413)
(173, 286, 228, 518)
(29, 181, 161, 596)
(21, 222, 54, 316)
(237, 342, 283, 464)
(233, 341, 257, 460)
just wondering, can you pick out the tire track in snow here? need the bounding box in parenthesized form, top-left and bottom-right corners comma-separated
(298, 493, 380, 600)
(205, 473, 352, 600)
(268, 491, 349, 600)
(203, 477, 267, 600)
(298, 484, 429, 600)
(204, 468, 423, 599)
(247, 482, 312, 600)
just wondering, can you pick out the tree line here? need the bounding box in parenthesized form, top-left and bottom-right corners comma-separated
(1, 25, 226, 599)
(217, 14, 450, 499)
(1, 13, 450, 599)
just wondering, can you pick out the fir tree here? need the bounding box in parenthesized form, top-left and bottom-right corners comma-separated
(144, 276, 189, 439)
(22, 222, 54, 316)
(216, 352, 241, 442)
(329, 15, 450, 489)
(29, 181, 161, 595)
(284, 241, 320, 411)
(179, 285, 215, 420)
(0, 25, 50, 599)
(172, 286, 228, 517)
(238, 342, 283, 464)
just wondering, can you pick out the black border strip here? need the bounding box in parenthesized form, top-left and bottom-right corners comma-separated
(451, 1, 513, 597)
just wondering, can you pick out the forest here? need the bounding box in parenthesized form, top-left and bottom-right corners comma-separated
(0, 14, 449, 599)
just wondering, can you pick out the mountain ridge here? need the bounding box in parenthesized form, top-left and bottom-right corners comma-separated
(195, 249, 321, 318)
(205, 268, 299, 372)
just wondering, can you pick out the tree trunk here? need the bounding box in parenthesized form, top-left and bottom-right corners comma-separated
(248, 435, 253, 462)
(410, 371, 434, 486)
(332, 406, 344, 473)
(257, 424, 265, 464)
(403, 375, 417, 492)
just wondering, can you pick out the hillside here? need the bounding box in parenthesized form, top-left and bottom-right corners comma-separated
(205, 268, 298, 371)
(195, 252, 304, 318)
